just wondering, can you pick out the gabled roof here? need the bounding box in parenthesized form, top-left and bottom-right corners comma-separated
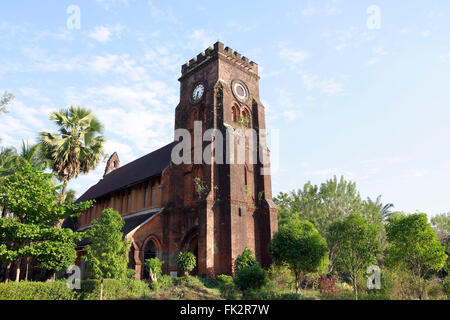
(76, 142, 176, 203)
(75, 208, 164, 247)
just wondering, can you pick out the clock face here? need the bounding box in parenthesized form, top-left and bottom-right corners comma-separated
(192, 84, 204, 102)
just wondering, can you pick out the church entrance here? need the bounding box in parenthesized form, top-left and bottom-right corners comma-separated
(142, 238, 159, 280)
(182, 228, 199, 276)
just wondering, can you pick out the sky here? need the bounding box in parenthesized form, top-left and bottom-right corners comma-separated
(1, 0, 449, 216)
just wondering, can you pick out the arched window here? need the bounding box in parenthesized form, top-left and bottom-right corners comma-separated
(232, 105, 238, 122)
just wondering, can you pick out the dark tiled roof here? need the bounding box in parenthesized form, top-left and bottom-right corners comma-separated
(76, 209, 163, 247)
(76, 142, 176, 203)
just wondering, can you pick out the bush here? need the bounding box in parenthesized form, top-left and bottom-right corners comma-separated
(126, 268, 136, 280)
(79, 279, 150, 300)
(217, 274, 238, 299)
(235, 265, 269, 292)
(173, 275, 205, 291)
(319, 275, 339, 299)
(267, 265, 295, 292)
(234, 248, 258, 272)
(144, 257, 164, 282)
(0, 281, 77, 300)
(443, 277, 450, 299)
(176, 252, 196, 276)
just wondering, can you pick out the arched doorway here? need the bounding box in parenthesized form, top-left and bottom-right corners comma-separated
(142, 237, 160, 280)
(181, 228, 199, 275)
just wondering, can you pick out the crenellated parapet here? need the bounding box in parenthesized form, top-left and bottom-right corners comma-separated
(181, 41, 258, 77)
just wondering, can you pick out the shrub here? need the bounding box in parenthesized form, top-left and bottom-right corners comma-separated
(159, 274, 174, 289)
(267, 265, 295, 293)
(235, 265, 269, 292)
(176, 252, 196, 276)
(173, 275, 205, 291)
(443, 277, 450, 298)
(144, 257, 164, 282)
(234, 248, 258, 272)
(79, 279, 150, 300)
(319, 275, 339, 299)
(126, 268, 136, 280)
(217, 274, 238, 299)
(0, 281, 77, 300)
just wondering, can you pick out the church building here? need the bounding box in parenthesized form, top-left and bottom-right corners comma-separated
(73, 42, 278, 279)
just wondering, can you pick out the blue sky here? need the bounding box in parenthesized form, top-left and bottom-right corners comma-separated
(1, 0, 450, 216)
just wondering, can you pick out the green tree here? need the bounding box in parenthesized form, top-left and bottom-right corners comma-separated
(176, 252, 196, 276)
(19, 141, 46, 172)
(384, 213, 448, 299)
(39, 106, 105, 213)
(431, 213, 450, 276)
(327, 213, 381, 299)
(234, 248, 258, 272)
(268, 218, 329, 293)
(235, 264, 269, 293)
(0, 91, 14, 114)
(84, 208, 130, 300)
(431, 212, 450, 245)
(0, 147, 19, 190)
(0, 162, 91, 281)
(274, 176, 364, 235)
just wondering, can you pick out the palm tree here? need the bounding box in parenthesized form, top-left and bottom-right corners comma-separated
(39, 106, 105, 215)
(379, 203, 394, 220)
(19, 140, 47, 171)
(0, 147, 19, 218)
(0, 147, 19, 184)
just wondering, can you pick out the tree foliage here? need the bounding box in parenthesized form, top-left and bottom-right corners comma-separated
(274, 176, 364, 235)
(0, 91, 14, 114)
(39, 106, 105, 206)
(0, 163, 90, 281)
(384, 213, 448, 299)
(85, 208, 130, 281)
(144, 257, 163, 282)
(176, 252, 196, 276)
(268, 218, 329, 293)
(327, 213, 381, 299)
(234, 248, 258, 272)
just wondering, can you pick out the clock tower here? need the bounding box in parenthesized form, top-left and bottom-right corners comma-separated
(168, 41, 278, 276)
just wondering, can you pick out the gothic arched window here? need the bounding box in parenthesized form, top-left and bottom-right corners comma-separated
(232, 105, 238, 122)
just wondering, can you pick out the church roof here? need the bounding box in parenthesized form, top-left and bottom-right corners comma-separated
(76, 142, 176, 203)
(75, 209, 164, 247)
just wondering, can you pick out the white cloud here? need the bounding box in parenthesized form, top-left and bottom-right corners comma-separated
(301, 72, 344, 95)
(279, 45, 309, 65)
(88, 25, 124, 43)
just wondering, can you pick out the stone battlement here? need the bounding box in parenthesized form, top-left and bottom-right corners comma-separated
(181, 41, 258, 76)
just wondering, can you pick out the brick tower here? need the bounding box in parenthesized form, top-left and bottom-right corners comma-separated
(169, 41, 278, 276)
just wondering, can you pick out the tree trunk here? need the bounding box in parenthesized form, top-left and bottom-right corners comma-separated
(24, 258, 29, 281)
(4, 262, 11, 283)
(15, 257, 21, 282)
(353, 275, 358, 300)
(295, 271, 302, 294)
(100, 278, 104, 301)
(55, 179, 68, 228)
